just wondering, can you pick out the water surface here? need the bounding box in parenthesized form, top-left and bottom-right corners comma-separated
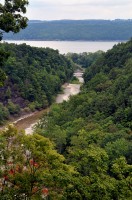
(14, 71, 83, 134)
(5, 40, 123, 54)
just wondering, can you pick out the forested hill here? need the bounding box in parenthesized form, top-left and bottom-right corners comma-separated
(3, 19, 132, 41)
(36, 40, 132, 199)
(0, 43, 73, 124)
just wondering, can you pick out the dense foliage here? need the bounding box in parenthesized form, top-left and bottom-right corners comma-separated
(66, 51, 103, 68)
(0, 43, 74, 124)
(0, 125, 78, 199)
(36, 40, 132, 199)
(3, 19, 132, 41)
(0, 0, 28, 36)
(0, 0, 28, 86)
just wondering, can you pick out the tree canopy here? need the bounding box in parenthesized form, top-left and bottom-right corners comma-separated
(0, 0, 29, 86)
(0, 125, 77, 199)
(0, 0, 29, 38)
(35, 39, 132, 199)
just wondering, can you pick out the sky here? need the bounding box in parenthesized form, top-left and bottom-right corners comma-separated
(26, 0, 132, 20)
(2, 0, 132, 20)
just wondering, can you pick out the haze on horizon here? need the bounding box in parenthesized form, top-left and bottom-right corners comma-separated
(27, 0, 132, 20)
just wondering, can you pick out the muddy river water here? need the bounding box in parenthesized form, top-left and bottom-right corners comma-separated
(1, 70, 84, 134)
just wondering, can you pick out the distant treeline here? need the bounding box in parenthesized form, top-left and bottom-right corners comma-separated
(3, 19, 132, 41)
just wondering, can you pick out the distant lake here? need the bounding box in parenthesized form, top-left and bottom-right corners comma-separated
(5, 40, 125, 54)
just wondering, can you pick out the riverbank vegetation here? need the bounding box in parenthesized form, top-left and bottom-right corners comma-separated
(35, 39, 132, 199)
(69, 76, 80, 84)
(66, 51, 103, 68)
(0, 43, 74, 124)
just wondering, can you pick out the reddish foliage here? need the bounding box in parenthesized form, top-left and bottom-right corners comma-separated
(9, 169, 15, 175)
(7, 162, 13, 165)
(42, 188, 48, 195)
(30, 159, 39, 168)
(33, 162, 39, 168)
(30, 159, 34, 165)
(32, 186, 39, 193)
(4, 175, 8, 180)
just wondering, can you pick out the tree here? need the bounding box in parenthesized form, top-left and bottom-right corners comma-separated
(0, 125, 77, 199)
(0, 0, 29, 37)
(0, 47, 10, 86)
(111, 157, 132, 199)
(0, 0, 29, 85)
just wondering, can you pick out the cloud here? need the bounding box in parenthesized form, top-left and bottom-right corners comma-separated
(62, 0, 132, 6)
(31, 0, 132, 6)
(27, 0, 132, 20)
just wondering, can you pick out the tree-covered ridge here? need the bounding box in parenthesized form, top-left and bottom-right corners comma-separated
(3, 19, 132, 41)
(83, 40, 132, 128)
(35, 40, 132, 199)
(0, 43, 74, 124)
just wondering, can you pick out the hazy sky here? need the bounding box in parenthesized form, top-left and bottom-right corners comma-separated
(10, 0, 132, 20)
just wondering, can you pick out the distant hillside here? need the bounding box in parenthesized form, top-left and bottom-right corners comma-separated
(3, 19, 132, 41)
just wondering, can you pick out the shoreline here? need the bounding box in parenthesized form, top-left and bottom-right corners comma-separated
(0, 70, 84, 134)
(3, 39, 127, 42)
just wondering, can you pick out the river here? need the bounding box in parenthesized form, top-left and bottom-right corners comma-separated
(4, 40, 124, 54)
(10, 70, 83, 134)
(1, 40, 122, 133)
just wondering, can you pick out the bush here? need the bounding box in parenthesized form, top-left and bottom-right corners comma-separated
(0, 103, 9, 123)
(7, 100, 20, 115)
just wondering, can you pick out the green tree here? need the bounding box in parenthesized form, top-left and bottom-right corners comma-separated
(111, 157, 132, 199)
(0, 102, 9, 123)
(0, 125, 77, 199)
(0, 0, 29, 86)
(105, 138, 129, 161)
(0, 48, 9, 86)
(5, 86, 11, 99)
(0, 68, 6, 86)
(7, 100, 20, 115)
(0, 0, 29, 36)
